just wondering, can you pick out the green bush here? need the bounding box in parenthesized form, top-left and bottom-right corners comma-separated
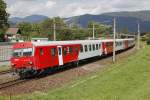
(0, 30, 5, 42)
(146, 33, 150, 45)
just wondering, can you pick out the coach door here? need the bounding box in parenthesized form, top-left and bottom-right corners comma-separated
(57, 46, 63, 66)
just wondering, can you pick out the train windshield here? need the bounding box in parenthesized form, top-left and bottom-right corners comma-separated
(13, 48, 33, 57)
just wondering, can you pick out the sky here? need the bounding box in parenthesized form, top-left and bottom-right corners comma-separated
(4, 0, 150, 18)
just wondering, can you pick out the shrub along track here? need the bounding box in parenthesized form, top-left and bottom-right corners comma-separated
(0, 47, 136, 96)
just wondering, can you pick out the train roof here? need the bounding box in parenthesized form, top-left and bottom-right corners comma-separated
(32, 38, 134, 46)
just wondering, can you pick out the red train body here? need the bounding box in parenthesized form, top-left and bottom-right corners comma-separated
(11, 39, 135, 78)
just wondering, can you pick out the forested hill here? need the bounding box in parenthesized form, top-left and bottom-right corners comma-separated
(65, 10, 150, 32)
(9, 10, 150, 32)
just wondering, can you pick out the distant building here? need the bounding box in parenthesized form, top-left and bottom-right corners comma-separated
(5, 28, 22, 42)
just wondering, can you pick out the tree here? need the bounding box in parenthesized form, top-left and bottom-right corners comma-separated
(87, 21, 112, 38)
(39, 17, 69, 40)
(39, 18, 53, 39)
(17, 22, 32, 40)
(0, 0, 9, 42)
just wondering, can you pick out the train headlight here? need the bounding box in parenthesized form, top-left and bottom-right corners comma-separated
(11, 63, 15, 66)
(28, 61, 33, 65)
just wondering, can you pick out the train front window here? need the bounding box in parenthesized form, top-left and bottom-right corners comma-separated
(13, 49, 22, 57)
(23, 48, 33, 56)
(13, 48, 33, 57)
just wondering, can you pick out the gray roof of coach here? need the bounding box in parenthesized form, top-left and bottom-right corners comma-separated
(32, 38, 134, 46)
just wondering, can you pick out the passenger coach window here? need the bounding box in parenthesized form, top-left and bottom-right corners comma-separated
(93, 44, 95, 51)
(51, 48, 56, 56)
(58, 48, 61, 55)
(69, 47, 72, 53)
(99, 44, 101, 49)
(40, 48, 44, 55)
(63, 47, 67, 55)
(89, 45, 92, 51)
(75, 47, 78, 53)
(85, 45, 88, 52)
(80, 45, 83, 52)
(96, 44, 98, 50)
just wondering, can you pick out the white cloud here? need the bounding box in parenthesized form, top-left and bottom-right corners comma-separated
(5, 0, 150, 18)
(46, 1, 56, 8)
(6, 0, 56, 17)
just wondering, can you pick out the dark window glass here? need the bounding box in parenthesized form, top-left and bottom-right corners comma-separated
(84, 45, 88, 52)
(40, 48, 43, 55)
(51, 48, 56, 56)
(93, 44, 95, 51)
(96, 44, 98, 50)
(69, 47, 72, 53)
(80, 45, 83, 52)
(63, 47, 67, 55)
(89, 45, 92, 51)
(58, 48, 61, 55)
(13, 52, 21, 57)
(99, 44, 101, 49)
(23, 52, 32, 56)
(13, 48, 32, 57)
(75, 47, 78, 53)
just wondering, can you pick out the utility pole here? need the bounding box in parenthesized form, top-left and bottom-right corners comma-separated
(93, 23, 95, 39)
(113, 18, 116, 63)
(137, 21, 140, 50)
(53, 18, 56, 41)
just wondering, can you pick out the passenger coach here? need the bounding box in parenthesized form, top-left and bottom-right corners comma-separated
(11, 38, 135, 78)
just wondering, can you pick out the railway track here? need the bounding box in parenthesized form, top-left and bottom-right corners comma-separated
(0, 78, 28, 90)
(0, 70, 12, 75)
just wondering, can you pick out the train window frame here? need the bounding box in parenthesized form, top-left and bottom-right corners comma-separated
(40, 48, 44, 56)
(80, 45, 83, 52)
(51, 48, 56, 56)
(89, 44, 92, 51)
(58, 47, 62, 55)
(84, 45, 88, 52)
(69, 47, 73, 54)
(75, 47, 78, 53)
(63, 47, 67, 55)
(96, 44, 99, 50)
(99, 44, 101, 49)
(93, 44, 95, 51)
(23, 51, 32, 57)
(13, 49, 22, 57)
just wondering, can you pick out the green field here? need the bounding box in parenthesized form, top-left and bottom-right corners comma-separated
(0, 65, 10, 72)
(1, 45, 150, 100)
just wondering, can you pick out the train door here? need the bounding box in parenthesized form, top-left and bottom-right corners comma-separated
(57, 46, 63, 66)
(102, 42, 107, 55)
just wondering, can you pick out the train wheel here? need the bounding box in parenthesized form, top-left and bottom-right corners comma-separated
(18, 69, 37, 79)
(19, 71, 27, 79)
(72, 61, 79, 67)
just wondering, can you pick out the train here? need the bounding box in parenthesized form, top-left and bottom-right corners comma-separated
(11, 38, 135, 78)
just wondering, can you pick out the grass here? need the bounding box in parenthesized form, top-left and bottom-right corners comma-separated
(1, 45, 150, 100)
(0, 65, 10, 71)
